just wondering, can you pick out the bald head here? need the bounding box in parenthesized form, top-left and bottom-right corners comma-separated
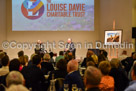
(6, 85, 29, 91)
(67, 60, 78, 73)
(37, 40, 42, 44)
(67, 38, 72, 43)
(6, 71, 25, 87)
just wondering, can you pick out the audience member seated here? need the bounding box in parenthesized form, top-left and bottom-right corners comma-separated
(0, 50, 3, 52)
(81, 57, 95, 75)
(48, 59, 67, 91)
(0, 84, 6, 91)
(49, 52, 55, 66)
(28, 53, 36, 66)
(85, 57, 95, 68)
(18, 51, 25, 71)
(0, 55, 9, 76)
(9, 59, 20, 72)
(128, 61, 136, 81)
(6, 84, 29, 91)
(99, 50, 108, 61)
(21, 55, 46, 91)
(18, 56, 27, 71)
(87, 61, 95, 67)
(62, 60, 84, 91)
(6, 71, 25, 87)
(0, 58, 20, 87)
(118, 50, 128, 61)
(109, 58, 129, 91)
(17, 50, 24, 58)
(48, 59, 67, 80)
(41, 53, 54, 75)
(91, 54, 98, 66)
(98, 54, 106, 64)
(0, 50, 134, 91)
(125, 63, 136, 91)
(24, 55, 29, 66)
(0, 52, 5, 60)
(81, 50, 94, 67)
(84, 66, 102, 91)
(0, 52, 6, 68)
(55, 51, 64, 63)
(121, 52, 136, 74)
(65, 52, 74, 63)
(98, 61, 114, 91)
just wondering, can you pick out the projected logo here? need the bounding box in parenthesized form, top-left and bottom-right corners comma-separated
(21, 0, 44, 20)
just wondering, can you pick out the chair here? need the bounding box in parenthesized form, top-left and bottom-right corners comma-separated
(47, 78, 65, 91)
(0, 84, 6, 91)
(55, 78, 65, 91)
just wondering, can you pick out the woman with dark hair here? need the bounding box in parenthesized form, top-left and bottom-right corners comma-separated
(98, 54, 106, 64)
(48, 59, 68, 90)
(48, 59, 67, 80)
(0, 58, 21, 86)
(49, 52, 55, 66)
(81, 51, 94, 67)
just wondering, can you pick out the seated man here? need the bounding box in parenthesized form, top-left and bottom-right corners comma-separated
(35, 40, 45, 54)
(62, 60, 84, 91)
(84, 66, 102, 91)
(0, 59, 20, 86)
(55, 51, 64, 63)
(6, 71, 25, 87)
(21, 55, 46, 91)
(125, 63, 136, 91)
(0, 55, 9, 76)
(17, 50, 24, 58)
(6, 84, 29, 91)
(48, 59, 67, 80)
(121, 52, 136, 74)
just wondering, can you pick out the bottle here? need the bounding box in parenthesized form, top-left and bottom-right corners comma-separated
(52, 74, 54, 80)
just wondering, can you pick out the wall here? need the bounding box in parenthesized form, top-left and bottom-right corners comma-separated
(0, 0, 6, 50)
(99, 0, 133, 57)
(132, 0, 136, 51)
(1, 0, 133, 59)
(133, 0, 136, 27)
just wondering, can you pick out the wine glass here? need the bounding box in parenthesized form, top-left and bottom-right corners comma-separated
(64, 84, 69, 91)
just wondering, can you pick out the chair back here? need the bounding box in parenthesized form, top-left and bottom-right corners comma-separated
(55, 78, 65, 90)
(0, 84, 6, 91)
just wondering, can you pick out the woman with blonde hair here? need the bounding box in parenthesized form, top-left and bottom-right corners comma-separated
(41, 53, 54, 75)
